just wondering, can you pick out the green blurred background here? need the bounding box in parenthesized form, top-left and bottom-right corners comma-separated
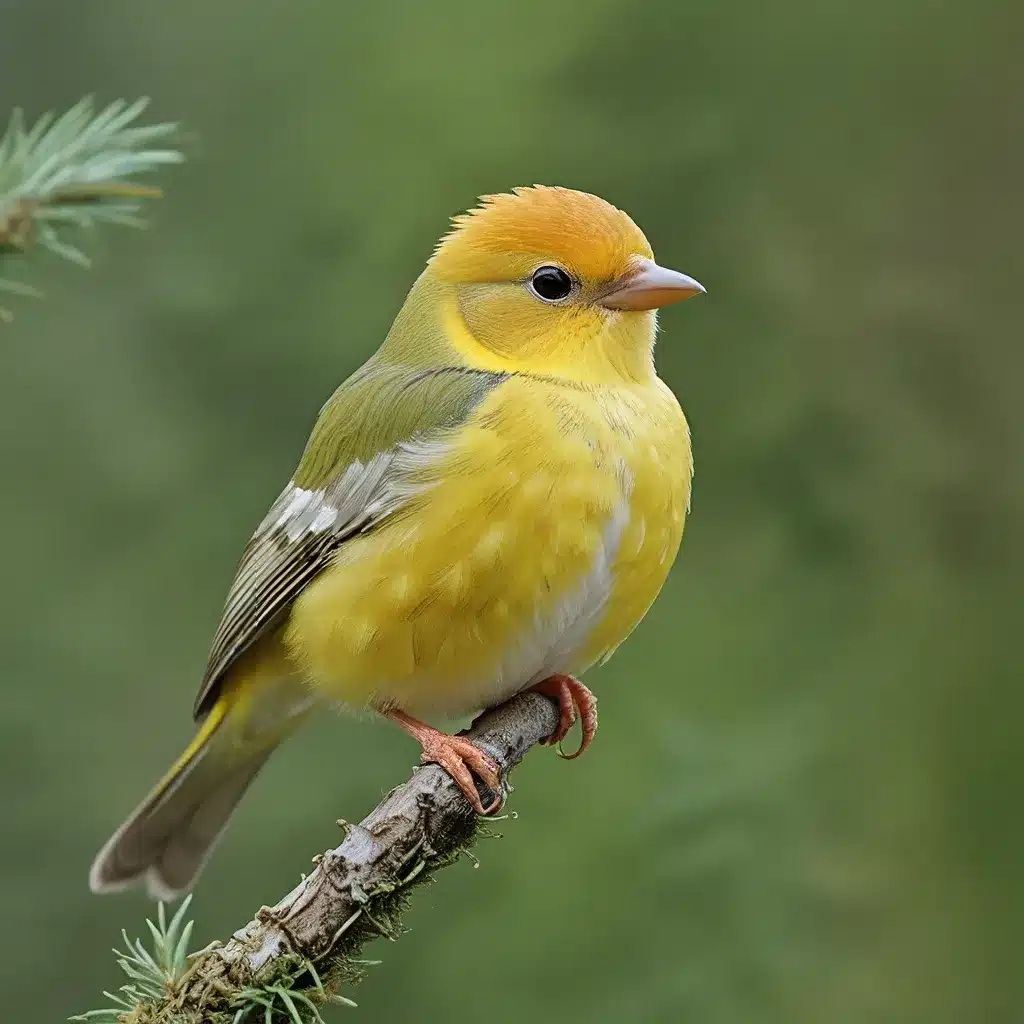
(2, 1, 1022, 1020)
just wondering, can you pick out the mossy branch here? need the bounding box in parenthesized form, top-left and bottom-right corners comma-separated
(76, 693, 559, 1023)
(0, 96, 182, 321)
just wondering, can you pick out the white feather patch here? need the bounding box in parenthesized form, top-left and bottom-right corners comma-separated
(266, 438, 450, 548)
(472, 459, 635, 709)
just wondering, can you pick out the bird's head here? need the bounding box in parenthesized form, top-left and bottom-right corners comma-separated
(424, 185, 704, 383)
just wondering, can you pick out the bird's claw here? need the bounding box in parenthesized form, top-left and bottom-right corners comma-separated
(418, 732, 504, 815)
(386, 709, 503, 814)
(528, 675, 598, 759)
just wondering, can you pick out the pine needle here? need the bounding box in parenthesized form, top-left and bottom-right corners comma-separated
(72, 898, 357, 1023)
(69, 896, 195, 1023)
(0, 96, 183, 319)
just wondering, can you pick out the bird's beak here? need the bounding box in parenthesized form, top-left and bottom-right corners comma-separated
(599, 258, 706, 311)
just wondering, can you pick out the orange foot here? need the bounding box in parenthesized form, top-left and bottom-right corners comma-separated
(528, 674, 598, 759)
(387, 710, 503, 815)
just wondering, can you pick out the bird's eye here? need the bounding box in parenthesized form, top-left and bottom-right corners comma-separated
(528, 265, 574, 302)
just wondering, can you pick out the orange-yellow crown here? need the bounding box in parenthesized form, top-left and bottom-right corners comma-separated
(430, 185, 654, 284)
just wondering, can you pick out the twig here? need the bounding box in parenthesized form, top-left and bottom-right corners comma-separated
(80, 692, 559, 1022)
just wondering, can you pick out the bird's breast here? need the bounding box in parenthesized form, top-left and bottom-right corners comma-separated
(287, 376, 691, 718)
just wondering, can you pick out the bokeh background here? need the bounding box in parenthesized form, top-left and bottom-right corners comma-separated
(2, 1, 1022, 1021)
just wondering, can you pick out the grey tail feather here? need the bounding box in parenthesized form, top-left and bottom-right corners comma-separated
(89, 745, 274, 900)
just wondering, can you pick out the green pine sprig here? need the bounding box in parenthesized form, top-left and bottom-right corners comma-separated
(70, 896, 196, 1023)
(72, 896, 358, 1023)
(0, 96, 183, 320)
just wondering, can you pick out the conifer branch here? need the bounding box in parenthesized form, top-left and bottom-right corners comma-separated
(0, 97, 182, 321)
(76, 693, 559, 1023)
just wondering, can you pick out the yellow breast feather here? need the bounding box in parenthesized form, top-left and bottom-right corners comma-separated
(286, 374, 690, 718)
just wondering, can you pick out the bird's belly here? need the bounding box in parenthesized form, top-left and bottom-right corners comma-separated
(286, 468, 623, 717)
(285, 381, 690, 719)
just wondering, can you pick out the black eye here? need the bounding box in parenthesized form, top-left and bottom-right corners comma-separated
(529, 265, 574, 302)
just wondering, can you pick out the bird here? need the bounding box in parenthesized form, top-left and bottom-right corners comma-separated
(89, 185, 704, 900)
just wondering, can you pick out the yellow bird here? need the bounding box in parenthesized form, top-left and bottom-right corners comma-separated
(90, 185, 704, 899)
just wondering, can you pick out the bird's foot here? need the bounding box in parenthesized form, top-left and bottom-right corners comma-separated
(527, 674, 598, 759)
(386, 710, 503, 815)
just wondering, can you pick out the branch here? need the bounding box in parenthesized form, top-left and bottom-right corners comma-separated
(0, 97, 182, 321)
(77, 692, 559, 1022)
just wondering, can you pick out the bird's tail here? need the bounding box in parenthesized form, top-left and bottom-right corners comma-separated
(89, 675, 314, 900)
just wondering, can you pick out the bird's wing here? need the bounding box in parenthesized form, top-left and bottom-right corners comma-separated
(192, 362, 508, 718)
